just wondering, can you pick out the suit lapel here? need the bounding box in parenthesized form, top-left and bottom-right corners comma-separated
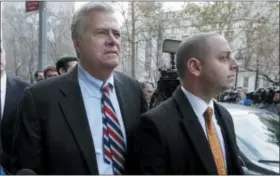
(214, 103, 235, 146)
(113, 73, 133, 137)
(58, 67, 98, 174)
(173, 87, 218, 174)
(214, 103, 239, 174)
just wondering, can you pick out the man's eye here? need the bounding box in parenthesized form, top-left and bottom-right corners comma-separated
(114, 32, 121, 37)
(112, 31, 121, 38)
(96, 30, 106, 34)
(221, 56, 229, 61)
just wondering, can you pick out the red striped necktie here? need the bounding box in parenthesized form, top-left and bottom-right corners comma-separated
(101, 82, 126, 175)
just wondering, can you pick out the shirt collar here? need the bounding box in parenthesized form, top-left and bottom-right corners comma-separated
(77, 63, 115, 92)
(181, 86, 215, 117)
(1, 72, 7, 92)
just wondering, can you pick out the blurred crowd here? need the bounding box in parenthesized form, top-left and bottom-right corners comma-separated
(218, 86, 280, 115)
(34, 56, 78, 82)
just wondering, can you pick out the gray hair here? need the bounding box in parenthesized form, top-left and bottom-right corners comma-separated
(71, 2, 116, 38)
(176, 32, 220, 78)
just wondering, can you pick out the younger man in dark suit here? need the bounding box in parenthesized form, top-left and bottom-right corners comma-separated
(130, 33, 244, 175)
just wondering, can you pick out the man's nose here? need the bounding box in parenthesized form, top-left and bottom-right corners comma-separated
(230, 57, 239, 70)
(107, 31, 119, 45)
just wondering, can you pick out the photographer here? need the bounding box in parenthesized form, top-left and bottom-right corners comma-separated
(237, 87, 253, 106)
(141, 81, 155, 107)
(246, 88, 266, 108)
(149, 39, 181, 109)
(253, 88, 280, 115)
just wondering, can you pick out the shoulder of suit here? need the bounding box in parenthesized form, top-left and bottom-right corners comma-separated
(142, 97, 176, 121)
(27, 74, 65, 92)
(214, 101, 233, 118)
(17, 79, 31, 87)
(8, 76, 31, 88)
(113, 70, 140, 86)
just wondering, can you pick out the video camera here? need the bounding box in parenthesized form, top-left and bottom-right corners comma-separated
(149, 39, 181, 109)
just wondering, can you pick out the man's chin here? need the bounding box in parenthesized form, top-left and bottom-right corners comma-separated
(104, 60, 119, 69)
(220, 84, 233, 92)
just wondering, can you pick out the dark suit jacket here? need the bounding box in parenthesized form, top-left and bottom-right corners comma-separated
(11, 67, 147, 174)
(128, 86, 244, 175)
(0, 76, 31, 172)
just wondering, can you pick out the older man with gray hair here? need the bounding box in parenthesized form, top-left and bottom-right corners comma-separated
(11, 2, 147, 175)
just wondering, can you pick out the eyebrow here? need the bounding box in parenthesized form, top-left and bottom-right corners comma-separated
(95, 27, 120, 32)
(224, 51, 231, 54)
(220, 51, 231, 56)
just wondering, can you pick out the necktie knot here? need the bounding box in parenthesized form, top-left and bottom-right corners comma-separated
(204, 107, 213, 124)
(101, 82, 112, 94)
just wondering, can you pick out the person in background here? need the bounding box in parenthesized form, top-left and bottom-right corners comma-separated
(129, 33, 244, 175)
(0, 45, 31, 173)
(237, 87, 252, 106)
(274, 92, 280, 116)
(34, 71, 44, 82)
(56, 56, 78, 75)
(260, 91, 280, 115)
(11, 2, 147, 175)
(43, 66, 58, 79)
(141, 81, 155, 107)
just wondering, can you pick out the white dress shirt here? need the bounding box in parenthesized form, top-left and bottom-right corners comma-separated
(77, 64, 126, 174)
(1, 73, 7, 119)
(181, 86, 227, 168)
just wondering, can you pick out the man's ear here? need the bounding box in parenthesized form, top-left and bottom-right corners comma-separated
(72, 35, 82, 54)
(186, 58, 202, 77)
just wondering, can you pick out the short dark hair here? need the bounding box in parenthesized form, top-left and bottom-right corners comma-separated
(56, 56, 78, 74)
(34, 70, 43, 78)
(176, 32, 219, 78)
(43, 66, 57, 78)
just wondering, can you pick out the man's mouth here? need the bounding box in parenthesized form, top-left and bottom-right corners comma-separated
(105, 51, 118, 55)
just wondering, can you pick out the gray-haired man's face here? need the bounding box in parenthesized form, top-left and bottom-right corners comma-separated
(72, 11, 121, 70)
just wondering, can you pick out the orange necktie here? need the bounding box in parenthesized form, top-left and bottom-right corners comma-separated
(204, 107, 226, 175)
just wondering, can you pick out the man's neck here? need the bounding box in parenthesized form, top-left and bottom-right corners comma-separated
(181, 80, 216, 104)
(80, 62, 113, 82)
